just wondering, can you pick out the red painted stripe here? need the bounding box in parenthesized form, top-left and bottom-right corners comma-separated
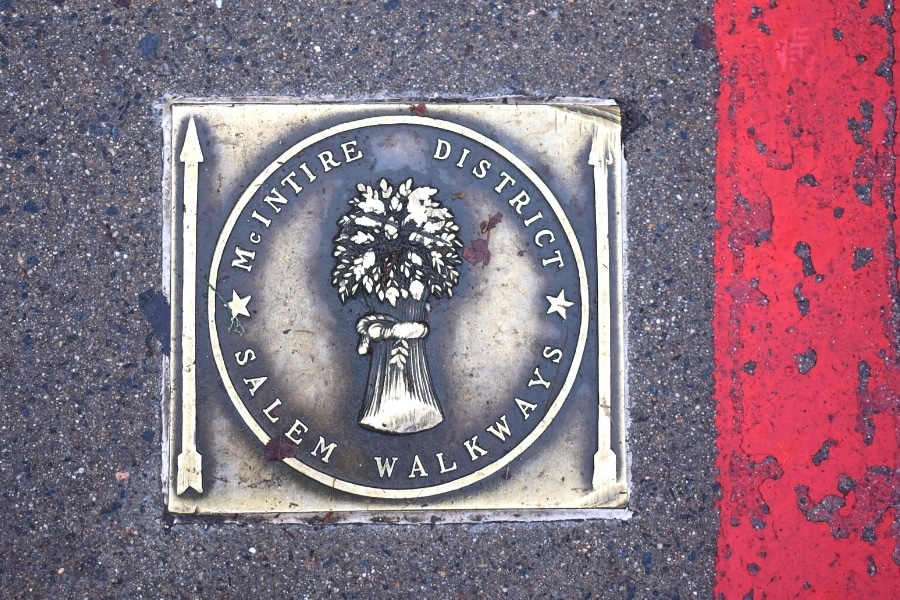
(714, 0, 900, 596)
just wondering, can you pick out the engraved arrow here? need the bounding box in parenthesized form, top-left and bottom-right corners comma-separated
(588, 124, 618, 494)
(177, 116, 203, 495)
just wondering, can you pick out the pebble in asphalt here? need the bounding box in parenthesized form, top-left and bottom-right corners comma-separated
(0, 1, 718, 597)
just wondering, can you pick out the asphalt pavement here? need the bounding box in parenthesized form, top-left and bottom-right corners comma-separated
(0, 1, 718, 597)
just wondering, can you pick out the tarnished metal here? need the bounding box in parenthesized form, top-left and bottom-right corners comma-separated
(162, 100, 627, 520)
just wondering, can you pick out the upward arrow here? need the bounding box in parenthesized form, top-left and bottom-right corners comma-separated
(179, 116, 204, 165)
(588, 123, 605, 168)
(177, 116, 203, 495)
(588, 123, 620, 496)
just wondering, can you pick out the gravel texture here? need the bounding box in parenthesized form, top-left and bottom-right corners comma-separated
(0, 1, 718, 597)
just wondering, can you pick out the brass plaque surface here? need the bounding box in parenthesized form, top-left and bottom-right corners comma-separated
(163, 100, 626, 520)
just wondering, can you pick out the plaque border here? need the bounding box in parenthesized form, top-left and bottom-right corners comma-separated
(161, 98, 630, 520)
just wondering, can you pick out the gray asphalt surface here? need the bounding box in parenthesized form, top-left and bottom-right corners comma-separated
(0, 1, 718, 597)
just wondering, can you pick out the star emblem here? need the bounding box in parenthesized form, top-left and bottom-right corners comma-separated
(227, 289, 252, 319)
(546, 289, 575, 320)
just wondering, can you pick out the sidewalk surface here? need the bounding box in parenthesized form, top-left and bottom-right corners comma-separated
(0, 0, 896, 598)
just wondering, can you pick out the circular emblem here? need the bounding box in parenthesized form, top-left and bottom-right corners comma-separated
(208, 116, 588, 498)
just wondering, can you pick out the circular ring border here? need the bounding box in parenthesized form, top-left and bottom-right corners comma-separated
(207, 115, 590, 499)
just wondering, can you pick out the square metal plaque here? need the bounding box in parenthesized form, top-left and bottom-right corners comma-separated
(162, 100, 626, 521)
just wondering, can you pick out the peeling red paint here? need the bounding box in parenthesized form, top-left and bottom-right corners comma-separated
(856, 359, 900, 446)
(727, 190, 774, 248)
(796, 466, 897, 548)
(726, 451, 784, 530)
(714, 0, 900, 596)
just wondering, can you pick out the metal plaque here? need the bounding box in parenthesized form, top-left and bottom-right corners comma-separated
(162, 100, 626, 521)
